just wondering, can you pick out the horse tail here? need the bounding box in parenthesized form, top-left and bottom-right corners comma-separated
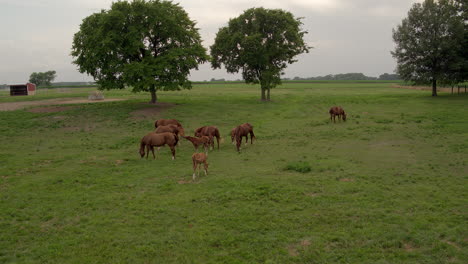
(154, 120, 159, 128)
(173, 133, 179, 146)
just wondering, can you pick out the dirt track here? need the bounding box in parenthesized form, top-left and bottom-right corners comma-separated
(0, 98, 124, 111)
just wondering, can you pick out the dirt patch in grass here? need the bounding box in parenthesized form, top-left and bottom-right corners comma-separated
(28, 106, 77, 113)
(130, 102, 176, 121)
(177, 180, 192, 184)
(339, 178, 354, 182)
(0, 98, 125, 111)
(442, 240, 461, 250)
(287, 239, 312, 256)
(403, 243, 416, 252)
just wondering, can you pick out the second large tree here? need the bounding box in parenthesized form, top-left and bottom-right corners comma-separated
(211, 8, 310, 101)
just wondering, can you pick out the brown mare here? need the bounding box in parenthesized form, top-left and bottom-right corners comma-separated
(192, 152, 208, 180)
(194, 126, 221, 150)
(231, 123, 254, 144)
(233, 123, 256, 152)
(155, 124, 184, 137)
(139, 132, 178, 160)
(183, 136, 212, 153)
(329, 106, 347, 122)
(154, 119, 185, 135)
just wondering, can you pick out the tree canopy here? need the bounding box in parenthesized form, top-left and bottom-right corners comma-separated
(29, 71, 56, 86)
(210, 7, 310, 101)
(71, 0, 208, 103)
(392, 0, 466, 96)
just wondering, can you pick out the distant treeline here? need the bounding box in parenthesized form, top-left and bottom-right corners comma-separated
(202, 73, 401, 83)
(288, 73, 401, 81)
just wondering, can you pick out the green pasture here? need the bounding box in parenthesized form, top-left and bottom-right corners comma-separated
(1, 82, 467, 263)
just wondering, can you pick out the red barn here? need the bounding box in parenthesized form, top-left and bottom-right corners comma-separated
(10, 83, 36, 96)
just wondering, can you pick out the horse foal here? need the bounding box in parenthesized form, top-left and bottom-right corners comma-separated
(192, 153, 208, 180)
(183, 136, 212, 153)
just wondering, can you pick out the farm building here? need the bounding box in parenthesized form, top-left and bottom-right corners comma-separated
(10, 83, 36, 96)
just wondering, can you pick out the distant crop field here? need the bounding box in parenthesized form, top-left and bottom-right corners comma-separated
(1, 82, 467, 263)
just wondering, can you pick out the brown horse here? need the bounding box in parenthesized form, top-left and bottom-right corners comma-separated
(233, 123, 256, 152)
(155, 124, 184, 137)
(192, 152, 208, 180)
(139, 132, 178, 160)
(183, 136, 212, 153)
(231, 123, 254, 144)
(154, 119, 185, 135)
(195, 126, 221, 150)
(329, 106, 347, 122)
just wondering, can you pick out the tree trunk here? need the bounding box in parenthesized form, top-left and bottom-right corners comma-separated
(150, 85, 157, 103)
(261, 87, 266, 101)
(266, 88, 271, 101)
(432, 79, 437, 97)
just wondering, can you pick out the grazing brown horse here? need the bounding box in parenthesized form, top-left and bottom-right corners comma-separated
(154, 119, 185, 135)
(192, 152, 208, 180)
(329, 106, 347, 122)
(139, 132, 178, 160)
(233, 123, 256, 152)
(231, 123, 254, 144)
(195, 126, 221, 150)
(155, 124, 184, 137)
(183, 136, 212, 153)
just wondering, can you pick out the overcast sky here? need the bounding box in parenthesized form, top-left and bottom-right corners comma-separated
(0, 0, 422, 84)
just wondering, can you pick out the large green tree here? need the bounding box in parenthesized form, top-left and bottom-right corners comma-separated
(29, 71, 57, 86)
(71, 0, 208, 103)
(211, 7, 310, 101)
(392, 0, 465, 96)
(455, 0, 468, 82)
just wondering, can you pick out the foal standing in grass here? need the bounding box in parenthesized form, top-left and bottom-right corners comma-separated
(183, 136, 212, 153)
(192, 153, 208, 180)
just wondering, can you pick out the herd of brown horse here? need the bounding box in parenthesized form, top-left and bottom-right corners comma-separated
(139, 106, 346, 179)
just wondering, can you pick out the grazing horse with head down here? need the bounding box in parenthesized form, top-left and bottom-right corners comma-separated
(329, 106, 347, 123)
(154, 119, 185, 136)
(233, 123, 256, 152)
(155, 124, 184, 137)
(139, 132, 178, 160)
(231, 123, 254, 144)
(195, 126, 220, 150)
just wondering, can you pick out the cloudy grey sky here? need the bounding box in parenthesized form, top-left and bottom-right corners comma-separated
(0, 0, 421, 84)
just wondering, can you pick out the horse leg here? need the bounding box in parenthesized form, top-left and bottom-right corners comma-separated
(145, 145, 150, 159)
(170, 145, 175, 160)
(193, 160, 197, 180)
(216, 136, 219, 150)
(204, 162, 208, 176)
(250, 131, 255, 144)
(151, 146, 156, 159)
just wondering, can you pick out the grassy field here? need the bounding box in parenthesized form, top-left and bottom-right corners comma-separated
(1, 82, 467, 263)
